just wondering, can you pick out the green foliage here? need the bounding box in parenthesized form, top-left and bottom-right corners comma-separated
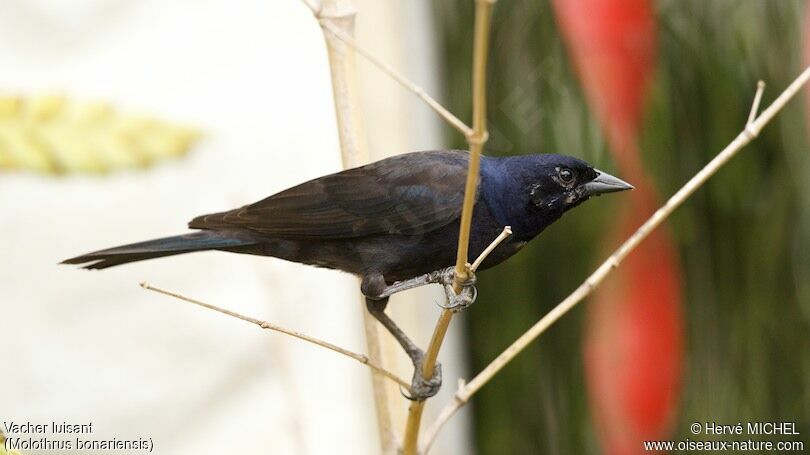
(434, 1, 809, 453)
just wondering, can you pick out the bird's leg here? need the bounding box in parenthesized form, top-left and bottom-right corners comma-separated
(373, 267, 478, 312)
(360, 267, 478, 400)
(372, 269, 448, 299)
(364, 296, 441, 401)
(364, 296, 421, 360)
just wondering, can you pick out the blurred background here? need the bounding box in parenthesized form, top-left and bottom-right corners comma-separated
(2, 0, 808, 454)
(1, 1, 470, 453)
(435, 0, 810, 454)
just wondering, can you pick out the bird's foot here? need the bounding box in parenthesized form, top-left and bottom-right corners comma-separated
(437, 266, 477, 313)
(402, 354, 442, 401)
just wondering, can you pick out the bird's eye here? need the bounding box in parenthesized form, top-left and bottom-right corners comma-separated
(558, 168, 575, 185)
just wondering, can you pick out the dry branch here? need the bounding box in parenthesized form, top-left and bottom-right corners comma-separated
(139, 282, 410, 389)
(401, 1, 497, 453)
(300, 1, 493, 451)
(302, 0, 472, 138)
(309, 0, 398, 451)
(421, 66, 810, 453)
(317, 19, 473, 138)
(470, 226, 512, 272)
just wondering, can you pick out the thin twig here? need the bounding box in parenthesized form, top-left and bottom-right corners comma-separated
(470, 226, 512, 272)
(402, 1, 496, 453)
(318, 20, 474, 138)
(300, 0, 319, 13)
(140, 282, 410, 390)
(747, 80, 766, 126)
(422, 68, 810, 453)
(301, 0, 473, 138)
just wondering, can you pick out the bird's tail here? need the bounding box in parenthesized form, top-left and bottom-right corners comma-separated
(61, 231, 255, 270)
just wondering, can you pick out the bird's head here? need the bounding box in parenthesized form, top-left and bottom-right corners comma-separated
(488, 154, 634, 239)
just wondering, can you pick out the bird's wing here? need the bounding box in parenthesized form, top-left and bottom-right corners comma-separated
(189, 150, 469, 239)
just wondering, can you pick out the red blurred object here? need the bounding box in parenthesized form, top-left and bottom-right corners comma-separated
(552, 0, 655, 168)
(584, 180, 684, 454)
(552, 0, 684, 453)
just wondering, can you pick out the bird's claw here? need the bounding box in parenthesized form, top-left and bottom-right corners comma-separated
(402, 359, 442, 401)
(436, 266, 477, 313)
(438, 266, 477, 287)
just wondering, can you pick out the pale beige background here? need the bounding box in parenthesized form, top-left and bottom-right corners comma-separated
(1, 0, 472, 453)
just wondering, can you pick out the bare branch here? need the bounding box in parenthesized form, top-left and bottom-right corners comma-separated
(421, 66, 810, 453)
(747, 80, 766, 126)
(318, 20, 474, 138)
(300, 0, 320, 13)
(301, 0, 473, 138)
(471, 226, 512, 272)
(402, 1, 497, 453)
(140, 282, 410, 390)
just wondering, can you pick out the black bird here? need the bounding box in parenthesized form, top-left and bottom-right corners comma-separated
(63, 150, 632, 399)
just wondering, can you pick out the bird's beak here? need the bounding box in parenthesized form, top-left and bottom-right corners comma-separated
(582, 169, 634, 196)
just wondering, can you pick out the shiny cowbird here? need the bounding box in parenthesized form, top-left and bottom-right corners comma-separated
(63, 150, 632, 399)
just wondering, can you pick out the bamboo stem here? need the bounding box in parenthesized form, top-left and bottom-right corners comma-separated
(422, 66, 810, 452)
(401, 1, 496, 453)
(314, 1, 396, 451)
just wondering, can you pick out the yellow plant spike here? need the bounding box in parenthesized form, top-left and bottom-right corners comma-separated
(0, 93, 200, 174)
(0, 429, 24, 455)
